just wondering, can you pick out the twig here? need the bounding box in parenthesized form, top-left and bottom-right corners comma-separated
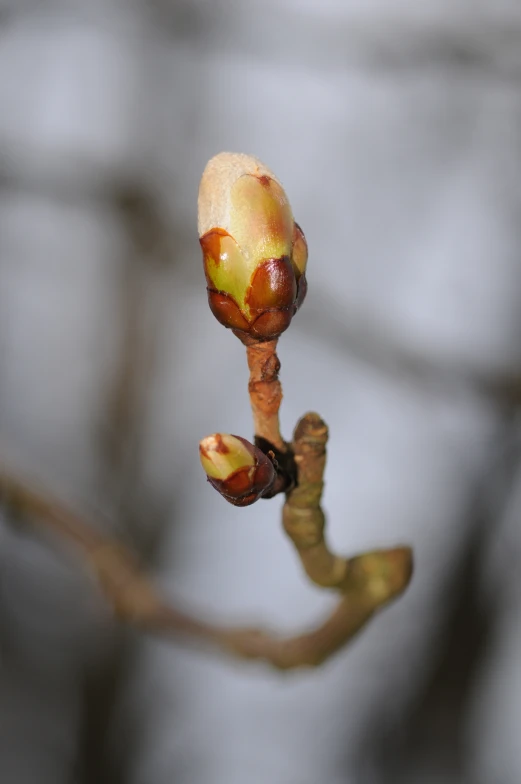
(282, 412, 412, 595)
(283, 413, 345, 587)
(246, 339, 285, 452)
(0, 461, 412, 670)
(221, 586, 403, 670)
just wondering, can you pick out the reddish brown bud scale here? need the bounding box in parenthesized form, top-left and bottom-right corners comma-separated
(246, 257, 296, 313)
(295, 274, 308, 312)
(207, 289, 250, 332)
(248, 308, 293, 342)
(198, 153, 308, 342)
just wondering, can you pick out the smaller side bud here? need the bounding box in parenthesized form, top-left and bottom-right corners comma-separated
(199, 433, 275, 507)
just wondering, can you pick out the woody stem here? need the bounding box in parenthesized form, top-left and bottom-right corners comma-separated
(0, 459, 412, 670)
(245, 339, 285, 452)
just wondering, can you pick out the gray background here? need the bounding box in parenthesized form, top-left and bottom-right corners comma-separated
(1, 1, 521, 782)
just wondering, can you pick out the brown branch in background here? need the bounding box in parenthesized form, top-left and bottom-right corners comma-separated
(0, 462, 220, 641)
(100, 186, 172, 541)
(0, 461, 412, 670)
(245, 339, 285, 452)
(81, 186, 176, 784)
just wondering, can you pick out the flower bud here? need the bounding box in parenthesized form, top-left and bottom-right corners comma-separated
(198, 152, 308, 341)
(199, 433, 275, 506)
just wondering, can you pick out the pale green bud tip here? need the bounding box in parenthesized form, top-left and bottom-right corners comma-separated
(199, 433, 256, 480)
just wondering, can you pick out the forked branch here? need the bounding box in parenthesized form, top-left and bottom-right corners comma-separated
(0, 461, 411, 670)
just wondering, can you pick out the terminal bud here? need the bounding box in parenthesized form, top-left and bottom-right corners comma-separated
(198, 152, 308, 342)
